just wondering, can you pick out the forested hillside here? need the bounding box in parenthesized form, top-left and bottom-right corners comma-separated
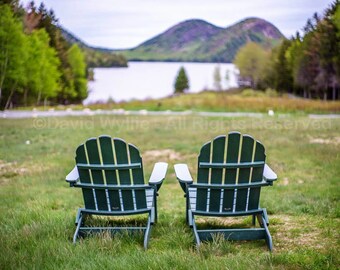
(234, 0, 340, 100)
(119, 18, 284, 62)
(60, 28, 127, 68)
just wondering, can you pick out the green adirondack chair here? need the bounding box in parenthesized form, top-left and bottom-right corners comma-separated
(174, 131, 277, 251)
(65, 135, 168, 249)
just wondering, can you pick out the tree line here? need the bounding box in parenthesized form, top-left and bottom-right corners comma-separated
(234, 1, 340, 100)
(0, 1, 127, 110)
(60, 27, 128, 68)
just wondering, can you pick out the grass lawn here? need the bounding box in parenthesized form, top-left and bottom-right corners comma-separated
(0, 114, 339, 269)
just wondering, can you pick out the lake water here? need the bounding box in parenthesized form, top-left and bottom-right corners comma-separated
(85, 62, 239, 104)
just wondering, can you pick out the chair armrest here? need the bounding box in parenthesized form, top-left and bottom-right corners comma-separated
(175, 164, 193, 193)
(174, 163, 194, 184)
(148, 162, 168, 189)
(263, 164, 277, 184)
(65, 166, 79, 186)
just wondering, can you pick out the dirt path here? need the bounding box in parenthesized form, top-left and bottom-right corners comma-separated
(0, 109, 339, 119)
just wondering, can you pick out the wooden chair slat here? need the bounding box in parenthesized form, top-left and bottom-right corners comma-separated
(129, 144, 147, 209)
(196, 141, 211, 212)
(113, 139, 134, 210)
(209, 136, 226, 212)
(235, 135, 255, 212)
(223, 132, 241, 212)
(98, 136, 120, 210)
(76, 142, 96, 210)
(85, 138, 108, 211)
(248, 141, 266, 210)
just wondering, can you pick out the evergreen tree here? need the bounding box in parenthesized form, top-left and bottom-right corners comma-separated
(317, 0, 340, 100)
(174, 67, 189, 93)
(263, 1, 339, 100)
(272, 39, 293, 93)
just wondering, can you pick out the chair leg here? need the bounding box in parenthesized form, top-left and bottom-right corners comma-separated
(261, 215, 273, 251)
(153, 200, 157, 224)
(186, 195, 190, 225)
(191, 215, 201, 248)
(150, 207, 155, 224)
(154, 188, 158, 223)
(73, 214, 83, 244)
(143, 214, 152, 250)
(75, 208, 82, 225)
(252, 215, 256, 226)
(262, 208, 269, 226)
(188, 210, 193, 227)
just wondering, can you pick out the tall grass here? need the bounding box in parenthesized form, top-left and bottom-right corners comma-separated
(87, 91, 340, 113)
(0, 115, 339, 269)
(16, 90, 340, 114)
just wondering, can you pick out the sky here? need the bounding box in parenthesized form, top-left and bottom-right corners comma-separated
(21, 0, 333, 49)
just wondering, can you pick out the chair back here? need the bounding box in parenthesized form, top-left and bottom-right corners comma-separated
(75, 136, 148, 212)
(196, 132, 266, 213)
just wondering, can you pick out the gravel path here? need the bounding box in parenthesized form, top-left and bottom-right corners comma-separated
(0, 109, 339, 119)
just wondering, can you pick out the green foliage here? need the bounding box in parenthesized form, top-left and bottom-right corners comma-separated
(241, 89, 266, 97)
(271, 39, 293, 92)
(0, 4, 27, 109)
(174, 67, 189, 93)
(0, 2, 89, 108)
(240, 2, 340, 100)
(25, 29, 61, 104)
(84, 49, 128, 68)
(67, 44, 87, 100)
(234, 42, 270, 88)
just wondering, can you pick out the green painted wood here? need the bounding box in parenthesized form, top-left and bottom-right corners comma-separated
(98, 136, 117, 184)
(197, 142, 211, 184)
(78, 207, 151, 216)
(76, 163, 141, 170)
(209, 136, 226, 212)
(114, 139, 134, 211)
(197, 228, 266, 241)
(128, 144, 144, 185)
(192, 208, 263, 216)
(236, 135, 254, 211)
(222, 132, 241, 212)
(196, 141, 211, 211)
(76, 143, 96, 210)
(129, 144, 147, 210)
(191, 182, 269, 190)
(86, 138, 108, 211)
(199, 161, 264, 168)
(248, 141, 266, 210)
(99, 136, 121, 211)
(75, 183, 150, 190)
